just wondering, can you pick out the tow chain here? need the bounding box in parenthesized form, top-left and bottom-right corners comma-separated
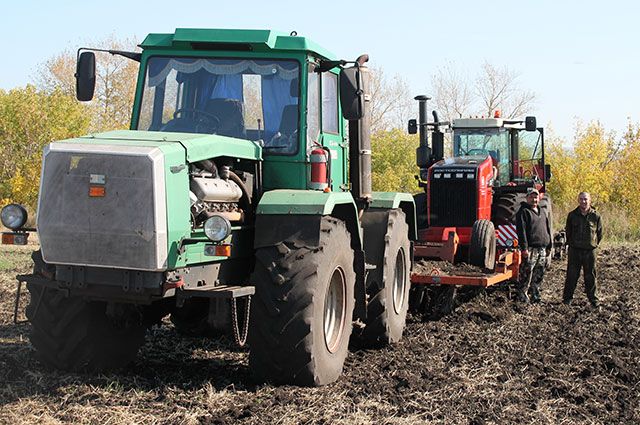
(231, 295, 251, 347)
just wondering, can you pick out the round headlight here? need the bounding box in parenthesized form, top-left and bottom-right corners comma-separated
(204, 215, 231, 242)
(1, 204, 28, 230)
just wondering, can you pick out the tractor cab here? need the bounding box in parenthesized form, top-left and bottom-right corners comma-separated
(452, 115, 549, 193)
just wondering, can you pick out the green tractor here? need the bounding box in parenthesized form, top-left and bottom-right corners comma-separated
(3, 29, 416, 386)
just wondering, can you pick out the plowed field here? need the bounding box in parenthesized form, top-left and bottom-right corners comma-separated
(1, 243, 638, 424)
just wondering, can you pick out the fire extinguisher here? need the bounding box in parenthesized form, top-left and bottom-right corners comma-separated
(310, 147, 329, 190)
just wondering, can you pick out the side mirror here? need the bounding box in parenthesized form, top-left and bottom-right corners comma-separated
(544, 163, 552, 182)
(408, 119, 417, 134)
(339, 66, 364, 120)
(525, 116, 537, 132)
(76, 51, 96, 101)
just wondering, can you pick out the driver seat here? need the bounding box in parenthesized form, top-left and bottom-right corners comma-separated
(204, 98, 246, 139)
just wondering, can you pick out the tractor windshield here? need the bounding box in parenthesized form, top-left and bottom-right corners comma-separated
(137, 57, 300, 154)
(453, 128, 510, 186)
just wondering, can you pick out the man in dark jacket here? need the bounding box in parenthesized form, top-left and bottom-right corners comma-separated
(563, 192, 603, 307)
(515, 188, 552, 303)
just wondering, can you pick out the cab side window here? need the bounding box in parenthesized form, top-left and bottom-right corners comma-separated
(321, 72, 339, 134)
(307, 71, 320, 147)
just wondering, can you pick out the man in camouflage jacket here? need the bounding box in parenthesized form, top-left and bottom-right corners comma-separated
(515, 188, 552, 303)
(563, 192, 603, 307)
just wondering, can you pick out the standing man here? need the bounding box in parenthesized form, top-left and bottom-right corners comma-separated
(563, 192, 603, 307)
(515, 188, 552, 303)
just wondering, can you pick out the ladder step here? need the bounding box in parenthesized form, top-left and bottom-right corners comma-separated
(179, 285, 255, 300)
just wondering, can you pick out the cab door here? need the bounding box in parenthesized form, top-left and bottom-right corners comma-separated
(319, 71, 347, 191)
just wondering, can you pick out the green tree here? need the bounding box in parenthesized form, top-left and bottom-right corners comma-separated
(0, 85, 90, 210)
(371, 129, 420, 193)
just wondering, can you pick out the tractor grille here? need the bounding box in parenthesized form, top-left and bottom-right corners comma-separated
(430, 177, 477, 227)
(37, 143, 168, 271)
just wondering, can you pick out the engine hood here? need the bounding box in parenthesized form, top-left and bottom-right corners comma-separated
(431, 155, 489, 171)
(57, 129, 263, 162)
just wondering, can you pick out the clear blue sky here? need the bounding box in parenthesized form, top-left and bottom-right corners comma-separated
(2, 0, 638, 142)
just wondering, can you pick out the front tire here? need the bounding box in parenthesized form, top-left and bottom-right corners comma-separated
(26, 285, 146, 371)
(469, 219, 496, 270)
(360, 209, 411, 347)
(249, 217, 355, 386)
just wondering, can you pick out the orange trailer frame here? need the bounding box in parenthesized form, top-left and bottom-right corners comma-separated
(411, 250, 521, 288)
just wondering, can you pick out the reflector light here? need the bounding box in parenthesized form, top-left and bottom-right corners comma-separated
(2, 233, 14, 245)
(89, 186, 105, 197)
(215, 244, 232, 257)
(1, 232, 28, 245)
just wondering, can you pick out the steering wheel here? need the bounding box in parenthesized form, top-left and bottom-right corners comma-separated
(161, 108, 220, 133)
(466, 149, 490, 157)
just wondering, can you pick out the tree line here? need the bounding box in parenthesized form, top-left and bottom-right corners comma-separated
(1, 37, 639, 239)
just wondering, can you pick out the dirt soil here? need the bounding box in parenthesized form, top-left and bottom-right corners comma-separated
(1, 243, 639, 424)
(413, 259, 486, 276)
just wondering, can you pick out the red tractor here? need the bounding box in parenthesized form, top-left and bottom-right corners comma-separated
(408, 96, 553, 315)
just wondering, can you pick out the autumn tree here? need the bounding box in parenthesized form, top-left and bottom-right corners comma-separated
(37, 35, 140, 132)
(475, 61, 536, 119)
(0, 86, 90, 210)
(371, 129, 420, 193)
(430, 61, 536, 121)
(368, 66, 414, 133)
(546, 121, 618, 207)
(613, 123, 640, 215)
(430, 61, 472, 121)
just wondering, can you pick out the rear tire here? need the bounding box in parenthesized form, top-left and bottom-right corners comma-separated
(492, 192, 526, 225)
(360, 209, 411, 347)
(249, 217, 355, 386)
(469, 219, 496, 270)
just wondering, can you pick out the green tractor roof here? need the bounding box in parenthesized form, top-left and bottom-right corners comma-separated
(139, 28, 338, 60)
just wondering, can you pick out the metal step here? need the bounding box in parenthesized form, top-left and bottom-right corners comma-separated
(177, 284, 255, 300)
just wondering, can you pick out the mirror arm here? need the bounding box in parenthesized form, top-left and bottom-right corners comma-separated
(76, 47, 141, 63)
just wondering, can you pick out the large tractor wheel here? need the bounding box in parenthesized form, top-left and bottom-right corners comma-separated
(492, 192, 527, 225)
(249, 217, 355, 386)
(359, 209, 411, 347)
(26, 251, 147, 371)
(469, 219, 496, 270)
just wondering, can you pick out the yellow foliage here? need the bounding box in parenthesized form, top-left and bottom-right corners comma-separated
(0, 86, 90, 211)
(371, 129, 421, 193)
(613, 124, 640, 222)
(546, 121, 617, 207)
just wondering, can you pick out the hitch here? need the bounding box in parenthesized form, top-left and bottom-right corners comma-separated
(176, 284, 255, 347)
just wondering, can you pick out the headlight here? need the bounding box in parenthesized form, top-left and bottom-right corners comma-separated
(1, 204, 28, 230)
(203, 215, 231, 242)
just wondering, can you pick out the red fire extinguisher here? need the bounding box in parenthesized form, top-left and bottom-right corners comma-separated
(310, 147, 329, 190)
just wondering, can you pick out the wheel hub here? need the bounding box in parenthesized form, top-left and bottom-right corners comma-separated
(324, 267, 346, 353)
